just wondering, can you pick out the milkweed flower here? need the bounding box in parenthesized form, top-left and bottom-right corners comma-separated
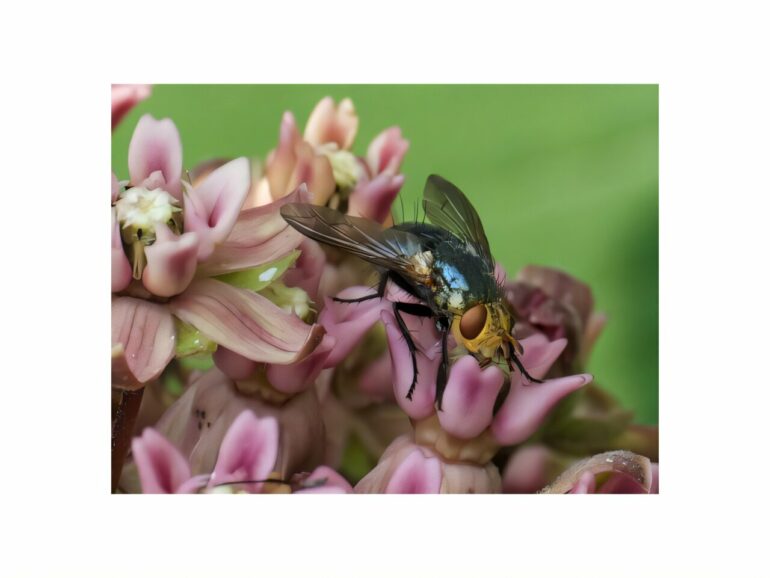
(111, 115, 324, 389)
(132, 409, 353, 494)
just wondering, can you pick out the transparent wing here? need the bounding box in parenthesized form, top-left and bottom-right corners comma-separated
(280, 203, 429, 282)
(422, 174, 493, 262)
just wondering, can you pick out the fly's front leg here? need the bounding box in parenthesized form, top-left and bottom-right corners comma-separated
(506, 340, 543, 384)
(332, 271, 389, 303)
(435, 315, 450, 411)
(392, 301, 434, 400)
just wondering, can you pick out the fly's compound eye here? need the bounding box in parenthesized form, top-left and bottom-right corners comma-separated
(459, 304, 488, 339)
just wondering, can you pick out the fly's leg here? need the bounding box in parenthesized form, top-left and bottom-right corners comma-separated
(435, 317, 450, 411)
(392, 301, 434, 400)
(332, 272, 389, 303)
(508, 346, 543, 384)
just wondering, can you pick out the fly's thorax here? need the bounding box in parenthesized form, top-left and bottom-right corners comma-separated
(450, 301, 513, 358)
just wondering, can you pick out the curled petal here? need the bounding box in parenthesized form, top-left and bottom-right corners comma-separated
(318, 286, 390, 368)
(211, 411, 279, 492)
(184, 157, 251, 261)
(111, 297, 175, 383)
(266, 111, 302, 199)
(142, 224, 200, 297)
(128, 114, 182, 198)
(366, 126, 409, 175)
(381, 309, 440, 420)
(540, 450, 654, 494)
(267, 334, 336, 395)
(112, 84, 151, 130)
(132, 428, 192, 494)
(385, 448, 442, 494)
(304, 96, 358, 150)
(296, 466, 354, 494)
(213, 347, 258, 380)
(111, 210, 132, 293)
(437, 355, 505, 439)
(518, 334, 568, 379)
(491, 373, 592, 446)
(170, 278, 324, 364)
(289, 141, 336, 206)
(196, 187, 306, 277)
(348, 172, 405, 224)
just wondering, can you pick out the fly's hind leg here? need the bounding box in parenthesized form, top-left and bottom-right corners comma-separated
(332, 272, 389, 303)
(392, 301, 433, 400)
(434, 317, 450, 411)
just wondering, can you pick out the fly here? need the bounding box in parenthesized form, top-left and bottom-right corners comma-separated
(280, 174, 541, 409)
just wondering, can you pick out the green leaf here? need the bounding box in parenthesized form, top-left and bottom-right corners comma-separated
(174, 318, 217, 358)
(215, 250, 300, 293)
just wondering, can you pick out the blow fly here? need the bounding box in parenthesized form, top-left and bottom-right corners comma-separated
(280, 175, 540, 409)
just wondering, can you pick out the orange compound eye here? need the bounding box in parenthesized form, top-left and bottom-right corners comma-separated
(459, 304, 488, 339)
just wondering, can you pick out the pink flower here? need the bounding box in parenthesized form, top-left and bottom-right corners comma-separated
(111, 84, 151, 130)
(250, 97, 409, 226)
(132, 409, 352, 494)
(111, 115, 324, 388)
(539, 450, 659, 494)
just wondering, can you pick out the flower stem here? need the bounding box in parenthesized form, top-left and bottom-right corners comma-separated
(111, 387, 144, 492)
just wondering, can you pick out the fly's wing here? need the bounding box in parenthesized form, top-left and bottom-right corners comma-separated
(422, 174, 494, 263)
(280, 203, 431, 283)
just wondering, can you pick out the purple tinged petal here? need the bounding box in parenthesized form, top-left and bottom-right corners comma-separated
(128, 114, 182, 198)
(385, 448, 442, 494)
(111, 84, 151, 130)
(111, 210, 132, 293)
(491, 373, 592, 445)
(366, 126, 409, 175)
(142, 224, 200, 297)
(211, 411, 279, 491)
(281, 238, 325, 302)
(183, 157, 251, 262)
(437, 356, 505, 439)
(348, 172, 405, 224)
(266, 334, 336, 395)
(132, 428, 192, 494)
(213, 347, 258, 380)
(111, 297, 175, 383)
(170, 278, 324, 364)
(295, 466, 354, 494)
(357, 349, 395, 401)
(502, 444, 552, 494)
(303, 97, 358, 150)
(381, 309, 440, 420)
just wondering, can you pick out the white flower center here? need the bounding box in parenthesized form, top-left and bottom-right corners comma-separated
(114, 186, 180, 234)
(317, 143, 364, 193)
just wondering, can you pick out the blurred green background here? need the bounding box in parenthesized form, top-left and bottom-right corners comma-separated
(112, 85, 658, 424)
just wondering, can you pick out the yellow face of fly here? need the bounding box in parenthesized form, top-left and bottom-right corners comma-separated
(450, 301, 520, 359)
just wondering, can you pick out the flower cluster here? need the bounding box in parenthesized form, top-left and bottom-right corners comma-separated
(111, 87, 658, 494)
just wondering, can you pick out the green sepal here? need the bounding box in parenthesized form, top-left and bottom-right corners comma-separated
(215, 250, 300, 293)
(174, 318, 217, 358)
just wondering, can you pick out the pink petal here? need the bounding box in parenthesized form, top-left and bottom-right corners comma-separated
(128, 114, 182, 198)
(289, 141, 336, 206)
(437, 355, 505, 439)
(111, 171, 121, 203)
(112, 296, 175, 383)
(348, 172, 405, 224)
(132, 428, 192, 493)
(265, 111, 301, 199)
(385, 448, 442, 494)
(112, 84, 151, 130)
(317, 286, 390, 368)
(142, 224, 200, 297)
(303, 96, 358, 150)
(281, 238, 326, 302)
(381, 309, 440, 420)
(491, 373, 592, 445)
(295, 466, 354, 494)
(502, 444, 552, 494)
(111, 209, 132, 293)
(518, 334, 568, 379)
(366, 126, 409, 175)
(266, 334, 336, 395)
(183, 157, 251, 261)
(196, 187, 306, 277)
(358, 349, 396, 401)
(211, 411, 278, 491)
(213, 347, 258, 380)
(170, 278, 324, 364)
